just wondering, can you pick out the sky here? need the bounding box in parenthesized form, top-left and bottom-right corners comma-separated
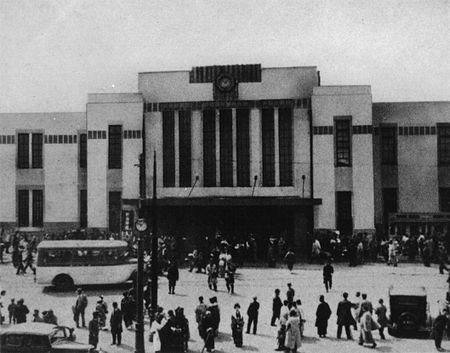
(0, 0, 449, 113)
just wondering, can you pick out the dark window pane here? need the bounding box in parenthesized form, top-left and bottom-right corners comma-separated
(279, 108, 293, 186)
(220, 109, 233, 187)
(438, 125, 450, 166)
(18, 189, 29, 227)
(63, 135, 68, 144)
(32, 189, 43, 227)
(68, 135, 73, 144)
(79, 133, 87, 168)
(335, 119, 351, 166)
(109, 191, 121, 233)
(80, 189, 87, 228)
(262, 108, 275, 186)
(162, 111, 175, 187)
(179, 110, 192, 187)
(17, 133, 29, 168)
(108, 125, 122, 169)
(32, 133, 43, 168)
(203, 109, 216, 187)
(236, 109, 250, 186)
(58, 135, 63, 143)
(440, 188, 450, 212)
(336, 191, 352, 236)
(381, 126, 397, 165)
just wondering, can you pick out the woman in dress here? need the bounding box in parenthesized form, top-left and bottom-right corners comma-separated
(231, 303, 244, 347)
(285, 309, 302, 353)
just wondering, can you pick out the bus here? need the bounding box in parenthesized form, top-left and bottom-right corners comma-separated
(36, 240, 137, 289)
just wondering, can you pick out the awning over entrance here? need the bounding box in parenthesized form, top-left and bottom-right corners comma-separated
(153, 196, 322, 207)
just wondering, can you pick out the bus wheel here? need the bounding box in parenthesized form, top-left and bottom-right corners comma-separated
(53, 274, 74, 291)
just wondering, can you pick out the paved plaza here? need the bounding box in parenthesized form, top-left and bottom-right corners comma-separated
(1, 259, 449, 353)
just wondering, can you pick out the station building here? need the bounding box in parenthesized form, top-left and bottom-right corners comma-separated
(1, 64, 449, 253)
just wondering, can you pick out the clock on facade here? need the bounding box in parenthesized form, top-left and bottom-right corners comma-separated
(215, 74, 235, 93)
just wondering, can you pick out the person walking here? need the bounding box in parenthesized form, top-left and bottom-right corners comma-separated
(231, 303, 244, 347)
(195, 296, 207, 336)
(433, 308, 450, 351)
(15, 298, 29, 324)
(315, 295, 332, 337)
(200, 310, 215, 353)
(74, 288, 88, 328)
(225, 268, 235, 294)
(285, 309, 302, 353)
(286, 283, 295, 305)
(323, 261, 334, 292)
(276, 300, 289, 351)
(284, 249, 295, 272)
(206, 260, 218, 291)
(167, 261, 179, 294)
(246, 296, 260, 334)
(358, 293, 373, 321)
(15, 247, 26, 275)
(88, 312, 100, 350)
(271, 288, 283, 326)
(208, 296, 220, 336)
(110, 302, 123, 345)
(358, 310, 378, 348)
(336, 292, 355, 339)
(374, 298, 388, 339)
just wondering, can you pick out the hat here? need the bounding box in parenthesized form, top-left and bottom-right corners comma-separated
(77, 288, 82, 293)
(234, 303, 240, 309)
(253, 296, 257, 300)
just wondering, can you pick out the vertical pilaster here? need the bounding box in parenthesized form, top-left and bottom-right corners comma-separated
(232, 108, 237, 187)
(191, 110, 203, 186)
(250, 109, 261, 185)
(274, 107, 280, 186)
(215, 110, 220, 187)
(174, 110, 180, 187)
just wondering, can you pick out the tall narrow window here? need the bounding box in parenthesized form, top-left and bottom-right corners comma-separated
(17, 133, 29, 169)
(18, 190, 29, 227)
(440, 188, 450, 212)
(336, 191, 352, 236)
(236, 109, 250, 187)
(79, 133, 87, 168)
(32, 189, 44, 227)
(438, 124, 450, 166)
(220, 109, 233, 186)
(109, 191, 121, 233)
(31, 133, 43, 168)
(381, 126, 397, 165)
(162, 111, 175, 187)
(383, 188, 398, 234)
(108, 125, 122, 169)
(80, 189, 87, 228)
(278, 108, 293, 186)
(203, 110, 216, 187)
(179, 110, 192, 187)
(335, 118, 351, 166)
(262, 108, 275, 186)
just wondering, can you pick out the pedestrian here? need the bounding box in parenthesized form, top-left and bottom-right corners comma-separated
(336, 292, 355, 339)
(74, 288, 88, 328)
(174, 307, 190, 353)
(150, 309, 167, 353)
(358, 310, 378, 348)
(271, 288, 283, 326)
(276, 300, 289, 351)
(110, 302, 123, 345)
(323, 261, 334, 292)
(295, 299, 306, 338)
(374, 298, 388, 339)
(358, 293, 373, 320)
(96, 297, 108, 330)
(208, 296, 220, 336)
(43, 309, 58, 325)
(315, 295, 331, 337)
(15, 298, 29, 324)
(231, 303, 244, 347)
(433, 308, 450, 351)
(200, 310, 215, 353)
(206, 260, 218, 291)
(311, 238, 322, 263)
(121, 292, 132, 329)
(246, 296, 259, 334)
(285, 309, 302, 353)
(15, 247, 26, 275)
(286, 283, 295, 305)
(8, 298, 16, 324)
(388, 239, 399, 267)
(88, 312, 100, 350)
(0, 290, 5, 324)
(167, 261, 179, 295)
(23, 248, 35, 274)
(195, 296, 207, 336)
(284, 249, 295, 272)
(225, 268, 235, 294)
(32, 309, 44, 322)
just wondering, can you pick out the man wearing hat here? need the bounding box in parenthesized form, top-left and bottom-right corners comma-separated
(88, 312, 100, 350)
(246, 296, 260, 334)
(208, 296, 220, 336)
(74, 288, 88, 328)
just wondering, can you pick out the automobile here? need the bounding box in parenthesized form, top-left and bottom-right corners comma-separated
(388, 285, 432, 338)
(0, 322, 94, 353)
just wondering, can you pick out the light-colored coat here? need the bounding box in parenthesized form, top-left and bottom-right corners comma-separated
(285, 316, 302, 349)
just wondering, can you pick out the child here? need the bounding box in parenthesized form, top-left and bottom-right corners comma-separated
(8, 298, 16, 324)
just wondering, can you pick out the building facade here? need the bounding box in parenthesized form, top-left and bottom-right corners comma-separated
(1, 64, 449, 253)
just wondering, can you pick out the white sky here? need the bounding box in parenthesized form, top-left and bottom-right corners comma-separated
(1, 0, 449, 113)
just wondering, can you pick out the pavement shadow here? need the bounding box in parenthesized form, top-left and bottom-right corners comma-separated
(376, 346, 393, 352)
(43, 283, 132, 296)
(216, 332, 232, 342)
(241, 345, 259, 351)
(302, 336, 320, 343)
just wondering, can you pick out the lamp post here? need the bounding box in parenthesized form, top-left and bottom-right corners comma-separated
(150, 150, 158, 318)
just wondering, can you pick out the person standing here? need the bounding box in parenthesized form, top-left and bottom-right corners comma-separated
(206, 260, 218, 291)
(433, 308, 450, 351)
(74, 288, 88, 328)
(276, 300, 289, 351)
(311, 238, 322, 263)
(8, 298, 16, 324)
(167, 261, 179, 295)
(286, 283, 295, 305)
(315, 295, 331, 338)
(336, 292, 355, 339)
(32, 309, 44, 322)
(246, 296, 260, 334)
(374, 298, 388, 339)
(15, 247, 26, 275)
(284, 249, 295, 272)
(285, 309, 302, 353)
(195, 296, 207, 336)
(121, 292, 131, 329)
(88, 312, 100, 350)
(15, 298, 29, 324)
(271, 289, 283, 326)
(323, 261, 334, 292)
(225, 268, 235, 294)
(208, 296, 220, 336)
(231, 303, 244, 347)
(110, 302, 123, 345)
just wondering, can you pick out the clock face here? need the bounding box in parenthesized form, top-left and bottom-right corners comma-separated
(216, 74, 235, 92)
(135, 219, 148, 232)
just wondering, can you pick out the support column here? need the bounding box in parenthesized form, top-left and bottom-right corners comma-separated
(215, 110, 220, 187)
(250, 109, 261, 185)
(274, 108, 280, 187)
(174, 110, 180, 187)
(232, 108, 237, 187)
(191, 110, 203, 186)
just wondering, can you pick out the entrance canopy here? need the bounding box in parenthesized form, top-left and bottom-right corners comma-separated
(153, 196, 322, 207)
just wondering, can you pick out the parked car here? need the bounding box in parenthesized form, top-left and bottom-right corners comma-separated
(388, 285, 432, 337)
(0, 322, 94, 353)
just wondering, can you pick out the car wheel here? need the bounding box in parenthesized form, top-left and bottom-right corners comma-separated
(397, 312, 418, 335)
(53, 274, 74, 291)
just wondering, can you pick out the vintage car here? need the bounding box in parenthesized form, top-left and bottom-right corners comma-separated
(0, 322, 94, 353)
(388, 285, 432, 337)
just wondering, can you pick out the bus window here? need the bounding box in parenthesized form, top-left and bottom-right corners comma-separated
(72, 250, 88, 265)
(41, 250, 72, 266)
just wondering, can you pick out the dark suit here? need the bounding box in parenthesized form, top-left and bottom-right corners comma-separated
(110, 308, 123, 345)
(247, 301, 260, 334)
(336, 299, 355, 339)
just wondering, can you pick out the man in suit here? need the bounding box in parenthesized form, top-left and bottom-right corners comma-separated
(336, 292, 356, 339)
(110, 302, 123, 345)
(74, 288, 88, 328)
(247, 296, 260, 334)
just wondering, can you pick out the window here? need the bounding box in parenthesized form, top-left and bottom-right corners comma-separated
(335, 118, 351, 166)
(440, 188, 450, 212)
(162, 111, 175, 187)
(32, 190, 44, 227)
(220, 109, 233, 186)
(32, 133, 43, 168)
(438, 124, 450, 166)
(79, 133, 87, 168)
(17, 133, 29, 168)
(278, 108, 293, 186)
(108, 125, 122, 169)
(383, 188, 398, 234)
(336, 191, 352, 236)
(80, 189, 87, 228)
(262, 108, 275, 186)
(109, 191, 121, 233)
(380, 126, 397, 165)
(18, 190, 29, 227)
(203, 110, 216, 187)
(236, 109, 250, 186)
(179, 110, 192, 187)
